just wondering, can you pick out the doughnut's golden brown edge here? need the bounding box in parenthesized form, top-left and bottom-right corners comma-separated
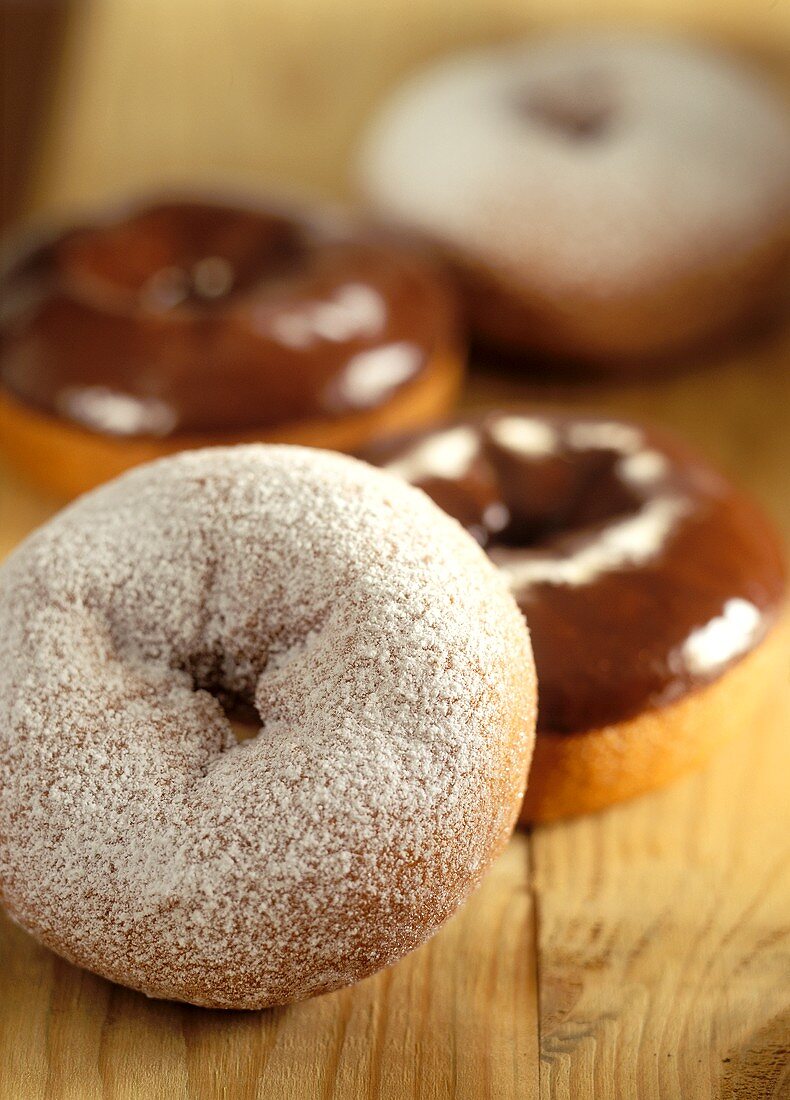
(0, 345, 463, 499)
(455, 227, 790, 365)
(520, 614, 788, 824)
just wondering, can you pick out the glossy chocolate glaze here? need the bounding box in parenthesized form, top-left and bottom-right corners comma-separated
(0, 199, 456, 437)
(368, 413, 786, 734)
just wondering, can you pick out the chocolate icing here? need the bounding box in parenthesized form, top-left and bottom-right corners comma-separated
(0, 199, 456, 437)
(368, 413, 786, 734)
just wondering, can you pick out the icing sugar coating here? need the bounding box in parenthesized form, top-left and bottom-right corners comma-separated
(0, 199, 457, 436)
(0, 446, 535, 1008)
(368, 414, 786, 734)
(359, 33, 790, 295)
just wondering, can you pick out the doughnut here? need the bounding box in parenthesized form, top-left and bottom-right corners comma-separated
(0, 445, 535, 1008)
(0, 197, 462, 499)
(358, 33, 790, 366)
(367, 412, 787, 821)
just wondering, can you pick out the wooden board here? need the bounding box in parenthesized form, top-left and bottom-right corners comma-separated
(1, 3, 789, 1097)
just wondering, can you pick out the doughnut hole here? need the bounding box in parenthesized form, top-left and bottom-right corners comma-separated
(496, 456, 635, 548)
(225, 699, 262, 743)
(472, 429, 642, 551)
(515, 72, 617, 141)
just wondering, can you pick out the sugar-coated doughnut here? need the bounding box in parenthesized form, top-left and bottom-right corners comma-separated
(367, 412, 786, 820)
(0, 446, 535, 1007)
(359, 33, 790, 366)
(0, 197, 462, 498)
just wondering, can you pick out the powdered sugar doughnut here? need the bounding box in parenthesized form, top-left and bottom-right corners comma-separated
(359, 33, 790, 364)
(0, 445, 535, 1008)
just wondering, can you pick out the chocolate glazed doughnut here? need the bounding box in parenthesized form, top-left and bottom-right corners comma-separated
(0, 197, 462, 498)
(367, 412, 787, 821)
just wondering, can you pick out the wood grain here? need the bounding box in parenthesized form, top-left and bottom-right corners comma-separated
(1, 2, 789, 1097)
(533, 699, 790, 1100)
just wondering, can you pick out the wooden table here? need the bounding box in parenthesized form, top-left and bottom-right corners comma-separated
(1, 4, 789, 1097)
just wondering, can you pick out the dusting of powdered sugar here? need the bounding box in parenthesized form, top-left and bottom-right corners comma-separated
(0, 446, 535, 1008)
(358, 33, 790, 293)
